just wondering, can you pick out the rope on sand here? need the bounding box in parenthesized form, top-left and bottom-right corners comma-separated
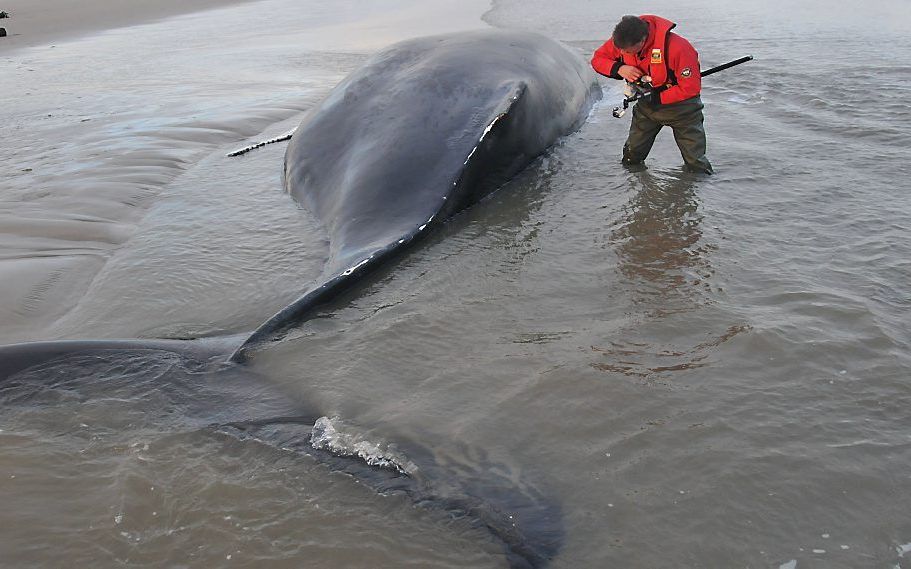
(227, 129, 297, 157)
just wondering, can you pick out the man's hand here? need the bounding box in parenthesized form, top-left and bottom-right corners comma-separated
(618, 65, 643, 82)
(640, 89, 662, 106)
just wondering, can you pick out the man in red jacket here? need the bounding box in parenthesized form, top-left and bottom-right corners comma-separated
(592, 15, 713, 174)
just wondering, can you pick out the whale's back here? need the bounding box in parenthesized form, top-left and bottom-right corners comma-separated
(284, 30, 600, 272)
(232, 29, 600, 358)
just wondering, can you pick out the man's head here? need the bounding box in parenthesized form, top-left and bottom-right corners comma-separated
(612, 15, 649, 54)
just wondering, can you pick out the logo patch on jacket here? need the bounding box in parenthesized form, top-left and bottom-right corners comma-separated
(681, 67, 692, 78)
(651, 49, 663, 63)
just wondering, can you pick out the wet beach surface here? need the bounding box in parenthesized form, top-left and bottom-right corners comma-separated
(2, 0, 911, 567)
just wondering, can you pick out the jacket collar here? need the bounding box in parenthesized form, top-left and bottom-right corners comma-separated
(639, 14, 676, 55)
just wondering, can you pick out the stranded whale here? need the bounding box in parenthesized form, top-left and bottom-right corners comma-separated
(0, 29, 600, 568)
(230, 28, 600, 361)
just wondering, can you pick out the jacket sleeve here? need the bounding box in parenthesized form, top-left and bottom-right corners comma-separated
(591, 39, 624, 80)
(659, 35, 702, 104)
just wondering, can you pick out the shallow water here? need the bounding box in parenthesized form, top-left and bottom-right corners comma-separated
(2, 0, 911, 567)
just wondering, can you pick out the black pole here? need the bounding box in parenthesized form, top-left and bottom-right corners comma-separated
(612, 55, 754, 118)
(700, 56, 753, 78)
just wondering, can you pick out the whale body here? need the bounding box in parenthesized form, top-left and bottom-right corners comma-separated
(230, 29, 600, 360)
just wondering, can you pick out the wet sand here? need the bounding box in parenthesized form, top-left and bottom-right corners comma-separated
(0, 0, 267, 49)
(3, 0, 911, 567)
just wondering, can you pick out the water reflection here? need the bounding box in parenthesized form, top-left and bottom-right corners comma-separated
(590, 168, 745, 380)
(611, 168, 715, 315)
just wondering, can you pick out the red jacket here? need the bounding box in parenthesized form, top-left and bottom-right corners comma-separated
(591, 15, 702, 105)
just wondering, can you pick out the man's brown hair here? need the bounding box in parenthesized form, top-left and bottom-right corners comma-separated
(612, 15, 649, 49)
